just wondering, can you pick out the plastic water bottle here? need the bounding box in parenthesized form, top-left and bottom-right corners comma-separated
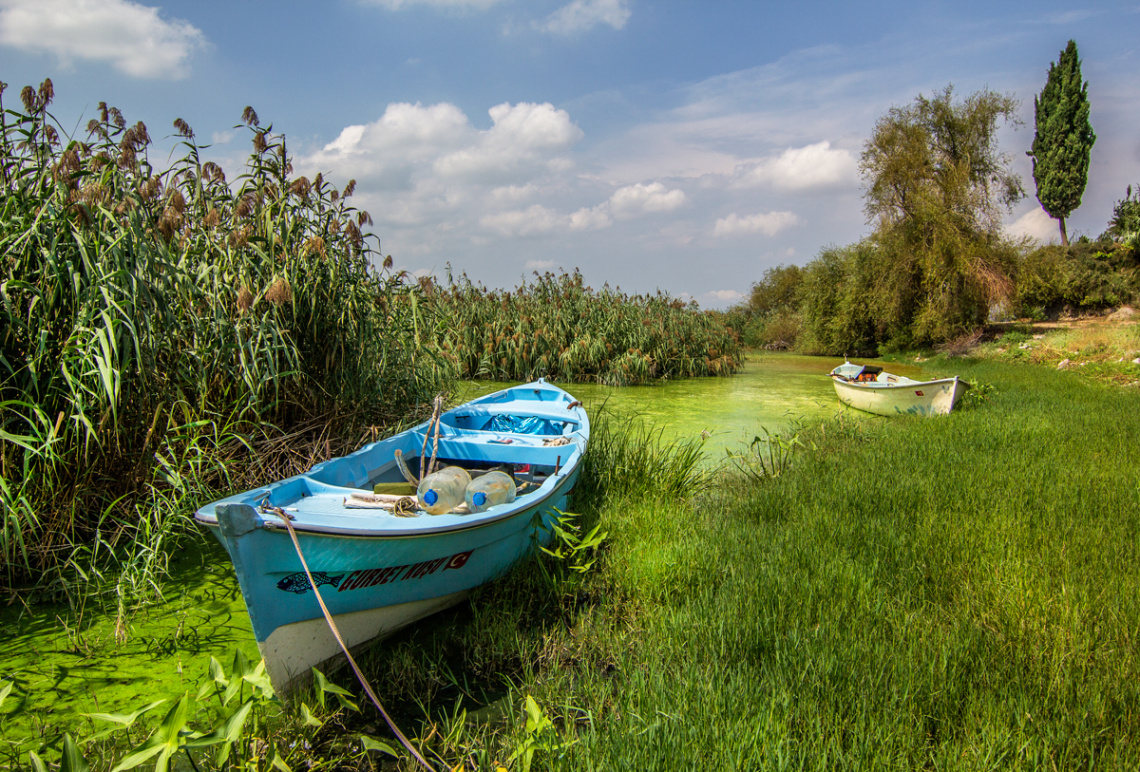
(417, 466, 471, 514)
(465, 470, 517, 513)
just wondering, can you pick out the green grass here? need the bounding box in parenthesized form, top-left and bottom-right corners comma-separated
(4, 359, 1138, 770)
(341, 359, 1140, 770)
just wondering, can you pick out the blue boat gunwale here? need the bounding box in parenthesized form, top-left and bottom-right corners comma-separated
(195, 456, 583, 539)
(194, 379, 589, 539)
(253, 477, 578, 539)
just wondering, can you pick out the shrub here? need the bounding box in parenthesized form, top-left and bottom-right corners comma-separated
(1014, 242, 1140, 315)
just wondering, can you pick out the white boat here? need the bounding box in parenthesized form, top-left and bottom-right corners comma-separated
(829, 362, 970, 416)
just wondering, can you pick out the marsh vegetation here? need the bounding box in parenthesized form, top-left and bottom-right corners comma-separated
(6, 359, 1140, 770)
(0, 80, 737, 607)
(3, 76, 1139, 771)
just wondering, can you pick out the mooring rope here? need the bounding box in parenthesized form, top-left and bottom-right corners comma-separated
(265, 505, 435, 771)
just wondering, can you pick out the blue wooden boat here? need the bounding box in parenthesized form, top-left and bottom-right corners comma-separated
(195, 379, 589, 695)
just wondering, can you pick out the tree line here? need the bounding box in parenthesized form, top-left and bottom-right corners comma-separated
(723, 40, 1137, 355)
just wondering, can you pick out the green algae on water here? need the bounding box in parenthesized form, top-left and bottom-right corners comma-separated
(456, 353, 899, 459)
(0, 539, 259, 745)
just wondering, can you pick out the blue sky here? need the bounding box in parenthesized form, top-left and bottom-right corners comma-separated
(2, 1, 1139, 307)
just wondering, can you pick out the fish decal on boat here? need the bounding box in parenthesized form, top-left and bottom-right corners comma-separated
(276, 571, 345, 594)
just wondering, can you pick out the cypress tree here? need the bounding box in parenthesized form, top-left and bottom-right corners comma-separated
(1028, 40, 1096, 246)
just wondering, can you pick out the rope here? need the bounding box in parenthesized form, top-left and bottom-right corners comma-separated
(265, 505, 435, 771)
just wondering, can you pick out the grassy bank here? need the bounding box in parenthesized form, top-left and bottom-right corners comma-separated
(968, 316, 1140, 386)
(4, 358, 1138, 769)
(347, 358, 1139, 770)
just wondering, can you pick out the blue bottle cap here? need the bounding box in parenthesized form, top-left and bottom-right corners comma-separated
(424, 489, 438, 505)
(473, 492, 487, 506)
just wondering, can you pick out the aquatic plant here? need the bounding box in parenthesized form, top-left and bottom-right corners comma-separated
(726, 423, 803, 482)
(538, 509, 608, 596)
(1, 651, 396, 771)
(569, 408, 712, 507)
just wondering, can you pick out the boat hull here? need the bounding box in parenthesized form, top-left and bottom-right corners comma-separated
(832, 375, 968, 416)
(257, 590, 470, 692)
(197, 379, 588, 694)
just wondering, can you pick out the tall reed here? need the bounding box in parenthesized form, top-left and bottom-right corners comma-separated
(429, 270, 742, 385)
(0, 81, 452, 594)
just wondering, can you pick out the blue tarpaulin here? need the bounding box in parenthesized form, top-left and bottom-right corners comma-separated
(489, 415, 565, 436)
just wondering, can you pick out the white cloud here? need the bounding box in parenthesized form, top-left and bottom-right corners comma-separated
(1042, 10, 1098, 25)
(704, 289, 743, 304)
(714, 211, 800, 238)
(322, 102, 470, 160)
(0, 0, 204, 79)
(324, 125, 368, 154)
(434, 102, 583, 180)
(477, 181, 681, 237)
(609, 182, 687, 218)
(481, 202, 614, 236)
(480, 205, 564, 236)
(733, 141, 859, 191)
(362, 0, 506, 9)
(307, 102, 480, 199)
(525, 259, 559, 271)
(303, 100, 593, 236)
(1006, 206, 1060, 244)
(490, 184, 538, 204)
(537, 0, 630, 34)
(569, 205, 612, 230)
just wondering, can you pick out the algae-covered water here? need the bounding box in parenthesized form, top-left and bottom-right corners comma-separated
(1, 352, 911, 742)
(457, 353, 870, 458)
(0, 540, 261, 744)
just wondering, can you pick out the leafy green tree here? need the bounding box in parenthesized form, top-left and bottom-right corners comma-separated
(1102, 184, 1140, 247)
(729, 264, 806, 349)
(1028, 40, 1096, 246)
(745, 264, 803, 317)
(862, 86, 1023, 231)
(858, 86, 1023, 345)
(797, 243, 882, 355)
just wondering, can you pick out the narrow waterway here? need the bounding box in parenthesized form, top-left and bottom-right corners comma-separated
(571, 352, 847, 454)
(1, 352, 913, 740)
(457, 353, 904, 457)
